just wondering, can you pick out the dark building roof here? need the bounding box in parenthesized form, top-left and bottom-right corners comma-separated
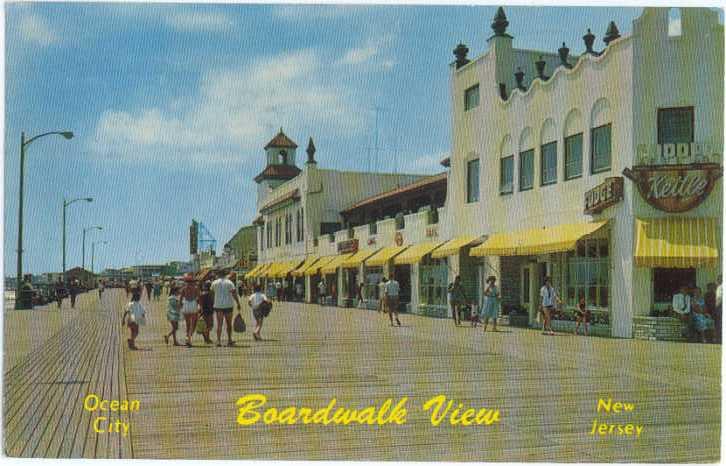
(253, 164, 302, 183)
(341, 173, 448, 215)
(264, 129, 298, 150)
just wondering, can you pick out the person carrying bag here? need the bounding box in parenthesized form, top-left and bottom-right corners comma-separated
(248, 284, 271, 341)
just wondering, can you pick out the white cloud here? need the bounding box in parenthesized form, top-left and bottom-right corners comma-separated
(271, 5, 364, 21)
(90, 49, 367, 167)
(398, 151, 449, 175)
(337, 34, 396, 69)
(165, 11, 234, 32)
(17, 12, 59, 46)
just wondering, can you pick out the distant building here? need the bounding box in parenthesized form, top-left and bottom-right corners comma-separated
(223, 225, 257, 271)
(65, 267, 96, 288)
(132, 264, 165, 280)
(99, 268, 134, 282)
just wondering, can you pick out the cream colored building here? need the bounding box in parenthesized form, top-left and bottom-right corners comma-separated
(249, 129, 428, 301)
(446, 7, 723, 337)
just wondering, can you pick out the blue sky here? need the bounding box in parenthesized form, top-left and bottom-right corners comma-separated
(4, 3, 648, 274)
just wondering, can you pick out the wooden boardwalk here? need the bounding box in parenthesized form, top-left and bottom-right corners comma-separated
(4, 289, 721, 461)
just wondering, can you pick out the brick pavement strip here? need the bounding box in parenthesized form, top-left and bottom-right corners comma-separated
(3, 289, 721, 461)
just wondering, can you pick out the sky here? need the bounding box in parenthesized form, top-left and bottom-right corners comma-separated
(4, 2, 651, 274)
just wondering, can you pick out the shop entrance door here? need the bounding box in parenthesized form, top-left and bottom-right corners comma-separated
(394, 265, 411, 311)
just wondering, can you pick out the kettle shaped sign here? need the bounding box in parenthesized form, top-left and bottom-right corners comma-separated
(622, 163, 722, 213)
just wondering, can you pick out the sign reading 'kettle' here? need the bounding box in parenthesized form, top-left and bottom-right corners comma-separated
(623, 142, 723, 213)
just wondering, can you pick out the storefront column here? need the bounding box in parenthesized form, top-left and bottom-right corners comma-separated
(411, 263, 420, 311)
(304, 275, 312, 303)
(612, 214, 635, 338)
(337, 270, 344, 307)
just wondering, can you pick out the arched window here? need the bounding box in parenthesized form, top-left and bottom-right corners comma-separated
(563, 109, 583, 180)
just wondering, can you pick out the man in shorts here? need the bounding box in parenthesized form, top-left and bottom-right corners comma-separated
(539, 276, 560, 335)
(211, 271, 242, 347)
(385, 275, 401, 327)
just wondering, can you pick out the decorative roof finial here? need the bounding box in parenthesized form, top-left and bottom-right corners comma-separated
(306, 137, 317, 165)
(583, 29, 596, 55)
(453, 43, 470, 69)
(491, 7, 509, 36)
(603, 21, 621, 46)
(535, 56, 548, 80)
(558, 42, 572, 68)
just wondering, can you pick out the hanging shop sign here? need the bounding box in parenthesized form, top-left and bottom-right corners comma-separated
(584, 177, 624, 214)
(395, 232, 404, 246)
(337, 238, 359, 254)
(623, 163, 722, 213)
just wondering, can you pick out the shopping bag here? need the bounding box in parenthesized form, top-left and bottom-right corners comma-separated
(260, 300, 273, 317)
(233, 313, 246, 333)
(195, 316, 208, 334)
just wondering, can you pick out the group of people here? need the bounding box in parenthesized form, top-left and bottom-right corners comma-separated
(447, 275, 501, 332)
(671, 276, 722, 343)
(53, 278, 82, 309)
(121, 271, 272, 351)
(374, 276, 402, 326)
(447, 274, 594, 336)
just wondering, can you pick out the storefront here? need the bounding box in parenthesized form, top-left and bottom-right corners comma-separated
(431, 236, 480, 317)
(341, 248, 378, 307)
(471, 221, 611, 332)
(320, 254, 352, 306)
(393, 241, 447, 316)
(364, 245, 408, 312)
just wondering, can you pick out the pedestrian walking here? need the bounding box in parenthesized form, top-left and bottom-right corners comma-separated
(574, 295, 590, 336)
(197, 281, 214, 344)
(122, 289, 146, 351)
(318, 279, 327, 305)
(69, 280, 79, 309)
(153, 280, 161, 300)
(98, 280, 105, 299)
(165, 285, 182, 346)
(540, 276, 560, 335)
(481, 276, 500, 332)
(385, 275, 402, 327)
(211, 271, 242, 347)
(448, 276, 465, 326)
(275, 280, 283, 302)
(248, 284, 271, 341)
(356, 281, 364, 307)
(55, 278, 65, 309)
(180, 275, 200, 347)
(378, 278, 388, 313)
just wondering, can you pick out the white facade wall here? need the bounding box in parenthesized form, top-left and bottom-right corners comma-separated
(448, 7, 723, 338)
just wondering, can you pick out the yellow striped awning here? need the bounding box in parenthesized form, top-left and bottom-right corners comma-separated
(635, 217, 719, 268)
(244, 263, 264, 279)
(249, 262, 271, 278)
(261, 262, 283, 278)
(471, 221, 608, 257)
(394, 242, 444, 265)
(291, 256, 319, 277)
(365, 245, 409, 267)
(321, 254, 353, 274)
(431, 236, 480, 258)
(342, 249, 379, 268)
(304, 255, 337, 276)
(273, 260, 304, 278)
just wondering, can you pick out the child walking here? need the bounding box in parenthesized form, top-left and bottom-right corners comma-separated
(165, 286, 182, 346)
(574, 295, 591, 336)
(121, 290, 146, 350)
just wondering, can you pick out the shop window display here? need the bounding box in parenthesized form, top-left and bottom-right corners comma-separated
(561, 238, 610, 323)
(419, 258, 448, 306)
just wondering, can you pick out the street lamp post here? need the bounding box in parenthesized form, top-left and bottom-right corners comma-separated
(63, 197, 93, 281)
(16, 130, 74, 309)
(91, 240, 108, 274)
(82, 226, 103, 270)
